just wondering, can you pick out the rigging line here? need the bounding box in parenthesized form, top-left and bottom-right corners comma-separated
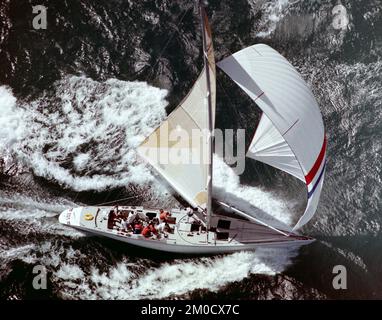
(77, 136, 145, 205)
(216, 77, 245, 132)
(216, 77, 268, 187)
(218, 81, 272, 186)
(217, 201, 291, 237)
(145, 6, 193, 82)
(92, 194, 141, 206)
(216, 71, 259, 142)
(70, 148, 124, 205)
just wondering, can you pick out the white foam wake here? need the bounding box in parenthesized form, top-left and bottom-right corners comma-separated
(213, 156, 294, 226)
(0, 77, 169, 195)
(0, 244, 36, 262)
(0, 191, 85, 238)
(0, 86, 24, 148)
(250, 0, 292, 38)
(53, 247, 299, 300)
(0, 238, 299, 300)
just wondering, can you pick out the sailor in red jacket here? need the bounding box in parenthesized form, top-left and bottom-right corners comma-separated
(159, 209, 171, 222)
(149, 222, 158, 235)
(133, 222, 143, 234)
(141, 225, 152, 238)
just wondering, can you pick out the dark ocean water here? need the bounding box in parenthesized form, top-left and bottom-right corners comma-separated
(0, 0, 381, 299)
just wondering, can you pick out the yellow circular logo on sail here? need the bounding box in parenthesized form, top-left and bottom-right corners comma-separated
(84, 213, 94, 221)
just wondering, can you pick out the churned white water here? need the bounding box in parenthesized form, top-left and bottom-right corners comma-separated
(251, 0, 292, 38)
(50, 247, 298, 300)
(0, 77, 169, 192)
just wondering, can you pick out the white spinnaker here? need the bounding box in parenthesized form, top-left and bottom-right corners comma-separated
(138, 13, 216, 210)
(217, 44, 326, 230)
(248, 113, 305, 182)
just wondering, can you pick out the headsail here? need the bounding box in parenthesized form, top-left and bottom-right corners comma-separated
(137, 4, 216, 212)
(217, 44, 326, 230)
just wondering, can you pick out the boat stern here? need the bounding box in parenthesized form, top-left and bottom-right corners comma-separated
(59, 207, 82, 227)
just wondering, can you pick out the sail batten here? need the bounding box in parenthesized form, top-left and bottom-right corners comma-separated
(218, 44, 326, 230)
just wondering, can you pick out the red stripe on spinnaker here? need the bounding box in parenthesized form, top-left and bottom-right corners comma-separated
(305, 136, 327, 185)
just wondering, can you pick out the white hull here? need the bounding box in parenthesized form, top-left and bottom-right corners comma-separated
(59, 205, 314, 255)
(70, 225, 313, 254)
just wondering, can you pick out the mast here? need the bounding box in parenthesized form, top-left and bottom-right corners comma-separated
(199, 0, 213, 229)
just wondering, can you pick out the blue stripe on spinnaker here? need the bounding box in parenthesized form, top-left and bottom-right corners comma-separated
(307, 162, 326, 199)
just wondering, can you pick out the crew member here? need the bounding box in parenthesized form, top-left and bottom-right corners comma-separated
(186, 207, 193, 217)
(149, 222, 158, 235)
(158, 222, 171, 234)
(133, 222, 143, 234)
(159, 209, 171, 222)
(121, 218, 131, 232)
(141, 225, 152, 238)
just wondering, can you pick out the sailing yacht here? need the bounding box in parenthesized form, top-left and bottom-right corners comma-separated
(58, 2, 327, 254)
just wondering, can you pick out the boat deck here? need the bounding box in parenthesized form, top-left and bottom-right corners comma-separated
(59, 205, 313, 253)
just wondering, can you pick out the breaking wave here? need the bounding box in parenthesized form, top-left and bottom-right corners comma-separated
(251, 0, 292, 38)
(42, 243, 298, 299)
(1, 76, 168, 193)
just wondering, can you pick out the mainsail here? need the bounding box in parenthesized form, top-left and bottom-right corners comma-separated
(217, 44, 327, 230)
(137, 4, 216, 213)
